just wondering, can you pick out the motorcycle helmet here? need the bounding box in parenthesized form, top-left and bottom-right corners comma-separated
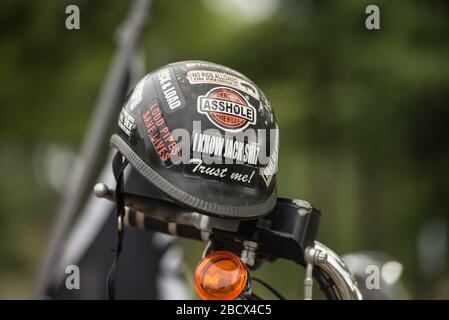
(112, 60, 279, 220)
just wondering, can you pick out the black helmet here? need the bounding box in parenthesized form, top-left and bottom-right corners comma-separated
(112, 61, 279, 219)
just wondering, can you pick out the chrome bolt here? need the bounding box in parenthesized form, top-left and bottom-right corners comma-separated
(241, 241, 258, 267)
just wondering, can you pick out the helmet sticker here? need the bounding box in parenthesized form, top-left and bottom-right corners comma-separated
(260, 126, 279, 187)
(154, 68, 185, 112)
(142, 100, 181, 167)
(187, 70, 260, 100)
(118, 109, 136, 137)
(197, 87, 257, 132)
(192, 131, 260, 166)
(184, 159, 257, 189)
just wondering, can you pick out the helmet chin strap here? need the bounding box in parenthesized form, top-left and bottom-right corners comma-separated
(107, 151, 129, 300)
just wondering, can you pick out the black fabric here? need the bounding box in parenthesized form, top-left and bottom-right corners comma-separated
(107, 152, 129, 300)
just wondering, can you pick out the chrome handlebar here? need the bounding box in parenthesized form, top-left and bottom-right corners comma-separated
(306, 242, 363, 300)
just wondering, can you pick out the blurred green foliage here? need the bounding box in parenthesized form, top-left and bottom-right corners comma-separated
(0, 0, 448, 298)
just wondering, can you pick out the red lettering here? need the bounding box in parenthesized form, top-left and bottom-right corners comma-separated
(150, 103, 160, 113)
(160, 150, 169, 161)
(151, 134, 160, 144)
(142, 103, 181, 164)
(166, 141, 176, 149)
(155, 140, 165, 150)
(146, 124, 156, 135)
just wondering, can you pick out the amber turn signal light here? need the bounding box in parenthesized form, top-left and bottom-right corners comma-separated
(194, 250, 248, 300)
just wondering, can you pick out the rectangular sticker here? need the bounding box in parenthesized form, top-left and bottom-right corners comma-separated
(142, 100, 181, 167)
(187, 70, 260, 100)
(184, 159, 257, 189)
(118, 109, 136, 137)
(260, 126, 279, 187)
(155, 68, 185, 112)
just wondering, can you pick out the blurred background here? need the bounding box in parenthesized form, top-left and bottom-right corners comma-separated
(0, 0, 448, 299)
